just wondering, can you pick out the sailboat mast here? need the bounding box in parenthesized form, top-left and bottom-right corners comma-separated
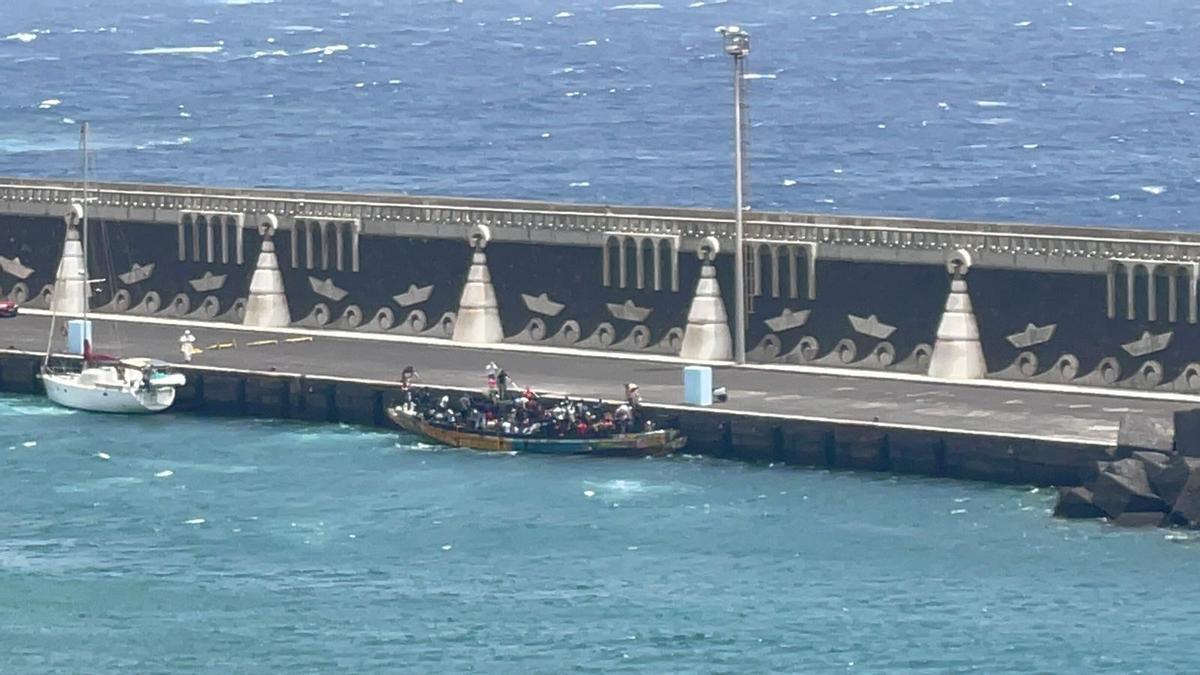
(81, 121, 89, 324)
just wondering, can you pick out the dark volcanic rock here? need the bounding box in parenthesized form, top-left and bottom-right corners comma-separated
(1174, 408, 1200, 458)
(1053, 486, 1105, 519)
(1117, 414, 1174, 456)
(1112, 511, 1167, 528)
(1133, 450, 1170, 470)
(1149, 455, 1198, 508)
(1169, 462, 1200, 527)
(1090, 458, 1167, 517)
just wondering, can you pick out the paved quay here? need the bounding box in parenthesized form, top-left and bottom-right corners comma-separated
(2, 311, 1196, 446)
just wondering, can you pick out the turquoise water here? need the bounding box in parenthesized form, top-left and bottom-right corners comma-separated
(2, 392, 1198, 672)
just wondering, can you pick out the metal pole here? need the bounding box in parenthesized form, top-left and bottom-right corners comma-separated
(81, 121, 89, 323)
(732, 53, 747, 364)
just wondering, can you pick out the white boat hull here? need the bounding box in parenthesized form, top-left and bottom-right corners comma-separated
(43, 369, 178, 414)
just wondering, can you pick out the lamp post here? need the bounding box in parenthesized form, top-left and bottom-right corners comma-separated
(718, 25, 750, 364)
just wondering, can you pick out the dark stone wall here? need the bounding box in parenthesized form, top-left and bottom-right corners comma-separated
(3, 211, 1199, 391)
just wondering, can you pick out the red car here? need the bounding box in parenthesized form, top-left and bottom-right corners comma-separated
(0, 299, 18, 318)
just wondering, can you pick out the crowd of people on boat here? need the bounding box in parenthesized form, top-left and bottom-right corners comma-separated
(396, 362, 649, 438)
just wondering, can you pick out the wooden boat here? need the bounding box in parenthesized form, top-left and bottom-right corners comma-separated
(387, 406, 685, 457)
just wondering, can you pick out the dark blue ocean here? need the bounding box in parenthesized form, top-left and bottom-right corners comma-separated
(1, 0, 1197, 228)
(2, 393, 1199, 672)
(4, 1, 1200, 671)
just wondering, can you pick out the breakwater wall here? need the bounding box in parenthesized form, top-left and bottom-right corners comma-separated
(0, 349, 1120, 486)
(4, 178, 1200, 392)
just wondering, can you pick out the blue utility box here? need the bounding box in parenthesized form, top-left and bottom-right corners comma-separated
(683, 365, 713, 406)
(66, 319, 93, 355)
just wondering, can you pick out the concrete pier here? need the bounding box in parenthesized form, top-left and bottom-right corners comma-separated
(7, 178, 1200, 396)
(2, 312, 1195, 487)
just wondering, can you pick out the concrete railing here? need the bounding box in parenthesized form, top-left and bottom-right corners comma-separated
(1, 177, 1198, 269)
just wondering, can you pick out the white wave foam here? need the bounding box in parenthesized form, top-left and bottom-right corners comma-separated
(1172, 77, 1186, 85)
(1021, 143, 1039, 149)
(134, 136, 193, 150)
(1107, 194, 1121, 201)
(1142, 185, 1166, 195)
(555, 11, 573, 18)
(865, 4, 899, 14)
(190, 18, 211, 25)
(4, 32, 37, 43)
(184, 517, 206, 525)
(583, 489, 596, 497)
(300, 44, 348, 56)
(569, 181, 590, 187)
(130, 46, 223, 55)
(280, 25, 324, 33)
(21, 441, 36, 448)
(975, 100, 1009, 108)
(1112, 46, 1126, 54)
(37, 99, 61, 109)
(782, 178, 797, 186)
(223, 0, 274, 4)
(975, 117, 1012, 125)
(251, 49, 289, 58)
(742, 72, 776, 80)
(155, 469, 174, 478)
(577, 39, 598, 46)
(937, 101, 949, 109)
(610, 3, 663, 9)
(1013, 20, 1032, 27)
(441, 544, 452, 550)
(96, 452, 110, 460)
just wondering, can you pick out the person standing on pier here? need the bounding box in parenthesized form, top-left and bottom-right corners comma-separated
(179, 330, 196, 363)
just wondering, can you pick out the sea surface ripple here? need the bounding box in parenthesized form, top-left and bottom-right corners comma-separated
(2, 393, 1199, 671)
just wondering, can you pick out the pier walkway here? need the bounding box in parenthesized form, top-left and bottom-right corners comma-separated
(2, 311, 1195, 447)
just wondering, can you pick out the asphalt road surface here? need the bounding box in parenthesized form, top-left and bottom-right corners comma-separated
(2, 313, 1192, 444)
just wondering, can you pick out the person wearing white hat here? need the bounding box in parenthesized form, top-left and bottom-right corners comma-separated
(179, 329, 196, 363)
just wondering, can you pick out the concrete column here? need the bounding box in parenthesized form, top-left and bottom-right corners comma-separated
(618, 236, 627, 288)
(304, 220, 314, 269)
(177, 216, 187, 261)
(452, 224, 503, 343)
(1167, 266, 1178, 323)
(319, 221, 331, 270)
(220, 216, 230, 264)
(205, 217, 215, 263)
(235, 215, 245, 265)
(1106, 263, 1116, 319)
(336, 221, 345, 272)
(679, 236, 733, 361)
(1147, 263, 1158, 322)
(1126, 263, 1136, 320)
(635, 237, 645, 290)
(52, 204, 87, 315)
(244, 215, 291, 327)
(928, 249, 986, 380)
(350, 224, 360, 272)
(1190, 264, 1199, 325)
(788, 246, 799, 299)
(192, 215, 202, 262)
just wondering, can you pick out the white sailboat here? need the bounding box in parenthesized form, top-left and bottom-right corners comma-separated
(40, 122, 186, 414)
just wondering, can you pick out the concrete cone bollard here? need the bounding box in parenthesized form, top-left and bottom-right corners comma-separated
(244, 215, 292, 327)
(679, 236, 733, 361)
(52, 220, 87, 315)
(928, 249, 987, 379)
(452, 224, 504, 343)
